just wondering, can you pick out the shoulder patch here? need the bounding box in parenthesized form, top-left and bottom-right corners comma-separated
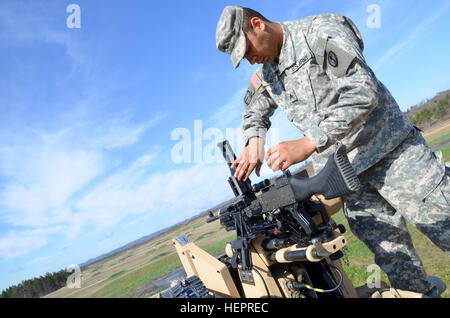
(328, 50, 338, 68)
(244, 88, 254, 106)
(251, 73, 263, 90)
(244, 73, 266, 106)
(312, 37, 356, 77)
(325, 40, 356, 77)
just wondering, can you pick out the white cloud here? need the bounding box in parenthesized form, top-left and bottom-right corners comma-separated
(0, 108, 164, 258)
(0, 130, 104, 228)
(0, 228, 61, 260)
(0, 0, 168, 262)
(75, 158, 232, 232)
(1, 148, 103, 215)
(83, 113, 166, 151)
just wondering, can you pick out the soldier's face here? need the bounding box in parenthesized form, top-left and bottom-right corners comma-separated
(243, 20, 280, 65)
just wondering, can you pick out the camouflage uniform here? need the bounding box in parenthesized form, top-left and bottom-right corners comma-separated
(343, 129, 450, 293)
(216, 7, 450, 294)
(343, 128, 450, 293)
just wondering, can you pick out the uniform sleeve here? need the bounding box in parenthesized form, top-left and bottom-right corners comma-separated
(241, 76, 278, 146)
(306, 15, 379, 153)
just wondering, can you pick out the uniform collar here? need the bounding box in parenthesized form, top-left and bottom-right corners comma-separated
(276, 23, 297, 74)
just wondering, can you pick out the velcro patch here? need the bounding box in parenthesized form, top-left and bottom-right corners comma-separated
(251, 73, 263, 90)
(325, 40, 356, 78)
(244, 89, 254, 105)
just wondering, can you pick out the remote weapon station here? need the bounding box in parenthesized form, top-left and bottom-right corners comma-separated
(160, 141, 429, 298)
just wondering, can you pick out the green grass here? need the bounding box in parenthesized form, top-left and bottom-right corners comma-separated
(86, 213, 449, 298)
(192, 220, 206, 230)
(405, 222, 450, 298)
(109, 214, 449, 298)
(203, 234, 236, 256)
(107, 270, 127, 281)
(427, 132, 450, 147)
(92, 264, 102, 272)
(91, 252, 181, 298)
(423, 122, 450, 162)
(333, 210, 450, 298)
(194, 231, 215, 242)
(437, 144, 450, 162)
(90, 233, 236, 298)
(425, 127, 450, 162)
(332, 211, 390, 288)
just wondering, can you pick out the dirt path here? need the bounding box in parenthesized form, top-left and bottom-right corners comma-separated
(431, 139, 450, 151)
(423, 119, 450, 139)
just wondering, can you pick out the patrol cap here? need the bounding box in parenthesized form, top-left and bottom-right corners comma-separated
(216, 6, 246, 69)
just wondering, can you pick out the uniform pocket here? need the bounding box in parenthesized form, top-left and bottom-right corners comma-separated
(282, 68, 318, 126)
(291, 68, 316, 110)
(421, 151, 447, 202)
(424, 174, 450, 209)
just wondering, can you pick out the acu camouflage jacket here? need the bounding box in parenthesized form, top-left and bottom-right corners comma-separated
(242, 13, 413, 175)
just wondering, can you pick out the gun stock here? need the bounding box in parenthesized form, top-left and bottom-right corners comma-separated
(289, 141, 360, 200)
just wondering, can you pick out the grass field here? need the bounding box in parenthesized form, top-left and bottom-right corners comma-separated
(45, 120, 450, 298)
(44, 217, 235, 298)
(425, 119, 450, 162)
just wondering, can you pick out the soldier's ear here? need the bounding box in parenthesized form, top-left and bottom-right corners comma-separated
(250, 17, 266, 32)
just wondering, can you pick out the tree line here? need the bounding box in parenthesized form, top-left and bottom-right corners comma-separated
(407, 95, 450, 128)
(1, 269, 71, 298)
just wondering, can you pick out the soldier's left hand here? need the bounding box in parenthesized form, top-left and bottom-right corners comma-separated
(266, 137, 317, 172)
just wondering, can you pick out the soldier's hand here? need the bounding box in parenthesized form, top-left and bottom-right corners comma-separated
(231, 137, 265, 181)
(266, 137, 317, 172)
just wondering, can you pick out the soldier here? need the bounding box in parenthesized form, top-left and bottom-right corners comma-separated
(215, 6, 450, 297)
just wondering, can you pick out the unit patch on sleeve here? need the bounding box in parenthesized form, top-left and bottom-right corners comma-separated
(244, 89, 254, 106)
(328, 50, 339, 68)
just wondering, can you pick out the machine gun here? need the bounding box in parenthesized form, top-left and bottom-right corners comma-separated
(160, 140, 362, 298)
(161, 139, 436, 298)
(207, 140, 360, 291)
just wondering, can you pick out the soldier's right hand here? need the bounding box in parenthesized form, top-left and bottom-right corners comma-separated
(231, 137, 265, 182)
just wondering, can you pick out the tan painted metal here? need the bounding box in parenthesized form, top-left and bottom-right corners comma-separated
(172, 235, 425, 299)
(172, 238, 240, 298)
(306, 232, 347, 262)
(273, 230, 347, 263)
(312, 195, 343, 217)
(371, 288, 424, 298)
(250, 236, 275, 267)
(238, 244, 284, 298)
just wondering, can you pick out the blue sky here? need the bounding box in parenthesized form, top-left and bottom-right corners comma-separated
(0, 0, 449, 291)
